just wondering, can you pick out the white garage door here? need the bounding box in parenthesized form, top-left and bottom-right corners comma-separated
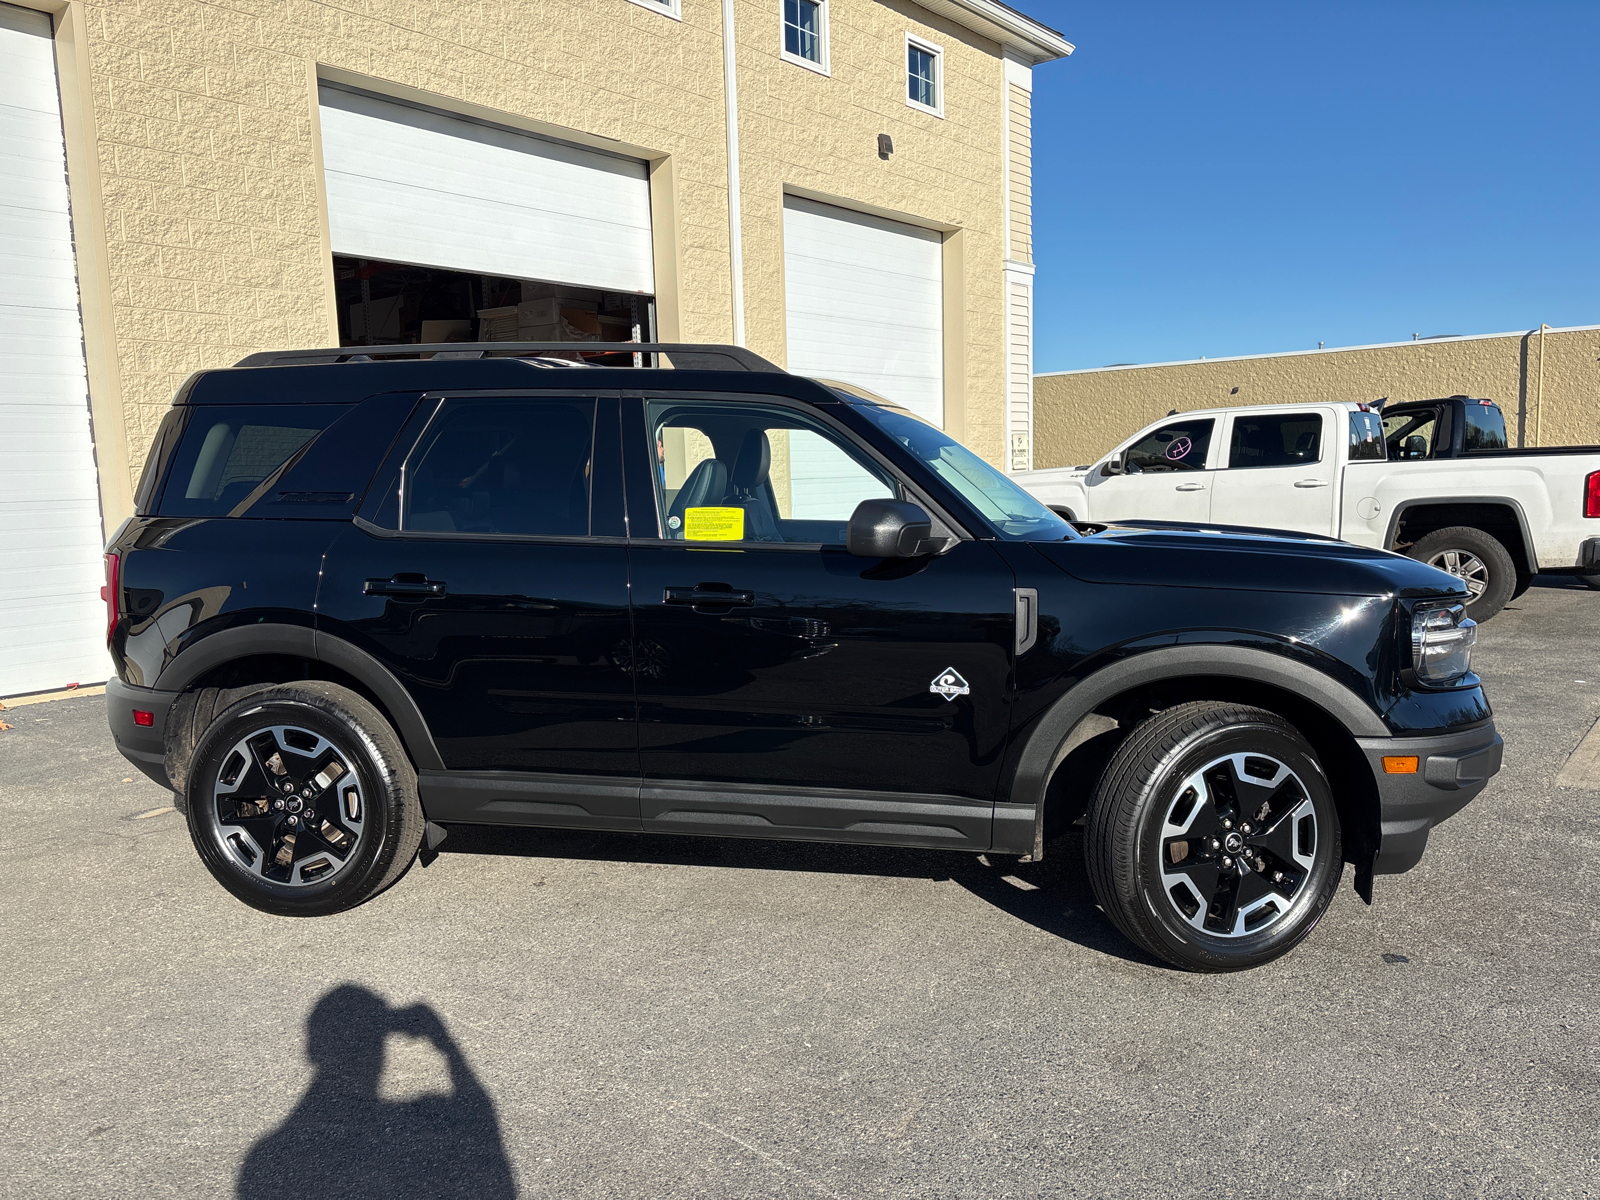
(782, 196, 944, 423)
(0, 4, 107, 697)
(318, 86, 654, 295)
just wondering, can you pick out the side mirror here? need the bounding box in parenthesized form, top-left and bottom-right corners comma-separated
(847, 499, 941, 558)
(1100, 454, 1126, 477)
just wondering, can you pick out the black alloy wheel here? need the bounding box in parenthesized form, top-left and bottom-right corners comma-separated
(1407, 525, 1515, 620)
(1085, 701, 1343, 972)
(185, 682, 423, 916)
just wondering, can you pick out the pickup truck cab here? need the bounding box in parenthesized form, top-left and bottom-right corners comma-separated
(104, 343, 1501, 972)
(1014, 396, 1600, 619)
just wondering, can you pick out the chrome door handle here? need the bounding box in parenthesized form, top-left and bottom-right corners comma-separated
(1174, 482, 1207, 492)
(1293, 480, 1330, 488)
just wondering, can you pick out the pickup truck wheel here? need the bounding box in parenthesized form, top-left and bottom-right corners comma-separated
(1407, 526, 1514, 620)
(184, 682, 423, 917)
(1084, 701, 1343, 972)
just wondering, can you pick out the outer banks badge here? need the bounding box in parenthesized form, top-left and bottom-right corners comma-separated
(929, 667, 970, 701)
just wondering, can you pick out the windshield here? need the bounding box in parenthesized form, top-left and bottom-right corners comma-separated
(848, 401, 1076, 541)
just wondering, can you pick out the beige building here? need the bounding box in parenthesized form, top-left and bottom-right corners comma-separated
(1034, 323, 1600, 469)
(0, 0, 1071, 696)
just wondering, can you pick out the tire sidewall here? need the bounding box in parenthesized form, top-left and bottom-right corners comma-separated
(1132, 720, 1343, 971)
(185, 691, 407, 916)
(1409, 527, 1514, 619)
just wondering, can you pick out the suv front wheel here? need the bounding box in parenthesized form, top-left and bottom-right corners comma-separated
(184, 682, 424, 917)
(1085, 702, 1343, 972)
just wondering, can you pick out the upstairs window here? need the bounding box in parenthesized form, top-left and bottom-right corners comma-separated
(906, 36, 943, 116)
(783, 0, 828, 73)
(626, 0, 681, 15)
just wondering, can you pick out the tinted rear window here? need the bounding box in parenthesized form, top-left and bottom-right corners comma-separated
(1228, 413, 1323, 469)
(159, 405, 351, 516)
(1463, 401, 1509, 452)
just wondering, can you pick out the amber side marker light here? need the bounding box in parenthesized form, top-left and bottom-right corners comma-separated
(1382, 756, 1420, 774)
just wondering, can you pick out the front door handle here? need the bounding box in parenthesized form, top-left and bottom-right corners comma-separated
(364, 576, 447, 598)
(1293, 479, 1331, 489)
(1174, 482, 1207, 492)
(664, 586, 754, 608)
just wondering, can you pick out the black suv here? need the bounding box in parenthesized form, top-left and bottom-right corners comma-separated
(104, 343, 1502, 971)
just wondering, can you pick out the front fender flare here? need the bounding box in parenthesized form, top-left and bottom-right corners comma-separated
(1002, 643, 1388, 859)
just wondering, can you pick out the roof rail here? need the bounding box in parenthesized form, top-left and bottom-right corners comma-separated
(233, 342, 785, 373)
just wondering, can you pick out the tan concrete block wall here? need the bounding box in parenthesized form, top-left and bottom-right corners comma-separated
(79, 0, 1018, 491)
(1034, 327, 1600, 468)
(722, 0, 1010, 465)
(83, 0, 735, 487)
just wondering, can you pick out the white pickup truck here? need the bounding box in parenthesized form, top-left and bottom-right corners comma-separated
(1014, 395, 1600, 619)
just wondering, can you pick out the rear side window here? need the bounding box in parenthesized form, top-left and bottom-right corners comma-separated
(1384, 408, 1439, 460)
(1228, 413, 1322, 469)
(1124, 418, 1213, 473)
(1463, 401, 1509, 452)
(1348, 411, 1386, 461)
(402, 398, 594, 536)
(159, 405, 350, 516)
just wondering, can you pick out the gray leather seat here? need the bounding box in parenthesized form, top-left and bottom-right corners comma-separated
(729, 430, 782, 542)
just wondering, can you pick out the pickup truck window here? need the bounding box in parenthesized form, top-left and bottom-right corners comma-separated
(1349, 411, 1386, 461)
(1385, 409, 1439, 460)
(1463, 402, 1509, 452)
(1125, 419, 1213, 473)
(1227, 413, 1322, 469)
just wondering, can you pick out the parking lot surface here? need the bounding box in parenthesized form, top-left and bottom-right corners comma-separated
(3, 581, 1598, 1199)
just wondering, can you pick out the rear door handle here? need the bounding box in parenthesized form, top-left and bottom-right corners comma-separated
(664, 586, 754, 608)
(364, 576, 447, 598)
(1174, 482, 1207, 492)
(1293, 479, 1330, 489)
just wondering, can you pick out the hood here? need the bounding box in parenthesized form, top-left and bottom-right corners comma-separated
(1033, 524, 1469, 599)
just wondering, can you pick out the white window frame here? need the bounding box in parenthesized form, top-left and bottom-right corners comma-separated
(780, 0, 831, 77)
(905, 34, 944, 117)
(626, 0, 682, 18)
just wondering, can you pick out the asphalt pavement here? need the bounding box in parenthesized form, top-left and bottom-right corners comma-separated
(2, 580, 1598, 1198)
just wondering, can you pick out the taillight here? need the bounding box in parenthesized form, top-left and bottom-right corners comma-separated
(101, 552, 120, 643)
(1586, 471, 1600, 519)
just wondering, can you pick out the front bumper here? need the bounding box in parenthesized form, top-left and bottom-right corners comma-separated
(1359, 721, 1503, 874)
(106, 677, 180, 790)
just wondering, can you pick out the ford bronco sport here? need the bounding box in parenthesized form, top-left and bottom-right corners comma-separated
(104, 343, 1503, 971)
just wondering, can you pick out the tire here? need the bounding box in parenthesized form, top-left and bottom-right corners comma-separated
(183, 681, 423, 917)
(1084, 701, 1343, 972)
(1406, 526, 1515, 620)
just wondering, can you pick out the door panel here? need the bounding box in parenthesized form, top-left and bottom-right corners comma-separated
(625, 396, 1016, 847)
(319, 394, 638, 830)
(1211, 411, 1336, 534)
(1083, 416, 1215, 522)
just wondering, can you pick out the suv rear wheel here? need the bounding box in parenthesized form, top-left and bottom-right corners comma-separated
(1084, 701, 1343, 972)
(184, 682, 423, 917)
(1407, 526, 1515, 620)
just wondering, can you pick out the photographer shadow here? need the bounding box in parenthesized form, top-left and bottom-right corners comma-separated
(238, 985, 516, 1200)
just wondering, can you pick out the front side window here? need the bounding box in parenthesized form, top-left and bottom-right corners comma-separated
(648, 399, 892, 545)
(907, 38, 941, 114)
(1348, 410, 1386, 462)
(1384, 408, 1440, 460)
(159, 404, 350, 517)
(848, 402, 1074, 541)
(783, 0, 826, 69)
(1463, 401, 1509, 452)
(402, 398, 594, 536)
(1227, 413, 1323, 470)
(1124, 418, 1214, 473)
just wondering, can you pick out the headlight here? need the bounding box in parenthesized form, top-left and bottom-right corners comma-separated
(1411, 604, 1477, 684)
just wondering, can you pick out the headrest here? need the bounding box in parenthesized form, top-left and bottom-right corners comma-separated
(730, 429, 771, 491)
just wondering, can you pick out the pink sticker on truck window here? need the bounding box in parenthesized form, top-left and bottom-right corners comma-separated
(1165, 437, 1193, 461)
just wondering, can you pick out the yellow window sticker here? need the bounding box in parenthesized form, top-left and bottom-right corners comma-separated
(683, 506, 745, 541)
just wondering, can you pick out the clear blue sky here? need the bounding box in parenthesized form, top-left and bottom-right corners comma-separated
(1024, 1, 1600, 372)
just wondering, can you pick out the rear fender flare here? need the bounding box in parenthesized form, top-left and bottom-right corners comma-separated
(153, 623, 445, 771)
